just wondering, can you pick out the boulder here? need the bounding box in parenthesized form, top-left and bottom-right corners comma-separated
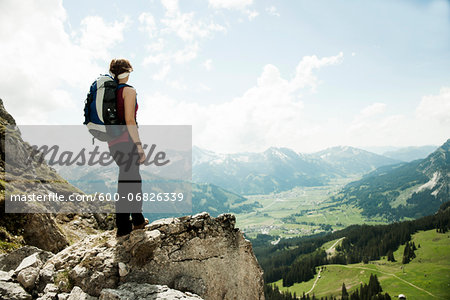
(7, 247, 53, 292)
(15, 252, 42, 274)
(36, 291, 58, 300)
(0, 281, 32, 300)
(22, 214, 69, 253)
(0, 269, 14, 281)
(57, 293, 70, 300)
(44, 283, 59, 294)
(17, 266, 40, 290)
(67, 286, 97, 300)
(39, 213, 265, 300)
(99, 282, 203, 300)
(0, 245, 52, 272)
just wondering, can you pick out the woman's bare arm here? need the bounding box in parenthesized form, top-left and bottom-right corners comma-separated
(123, 87, 146, 163)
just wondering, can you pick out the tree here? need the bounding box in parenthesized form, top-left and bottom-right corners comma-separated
(344, 273, 389, 300)
(369, 274, 382, 295)
(402, 241, 416, 264)
(402, 242, 410, 264)
(387, 250, 396, 262)
(341, 282, 349, 299)
(363, 256, 369, 264)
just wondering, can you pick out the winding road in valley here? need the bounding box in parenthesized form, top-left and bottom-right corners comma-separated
(306, 237, 345, 295)
(338, 265, 438, 298)
(326, 237, 345, 255)
(305, 236, 438, 299)
(305, 237, 437, 299)
(305, 269, 321, 295)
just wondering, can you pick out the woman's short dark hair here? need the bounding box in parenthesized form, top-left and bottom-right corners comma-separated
(109, 59, 133, 79)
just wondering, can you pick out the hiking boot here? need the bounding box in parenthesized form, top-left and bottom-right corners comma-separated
(133, 218, 149, 230)
(116, 230, 131, 238)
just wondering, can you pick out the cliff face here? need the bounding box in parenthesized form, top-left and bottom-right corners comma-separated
(0, 98, 112, 253)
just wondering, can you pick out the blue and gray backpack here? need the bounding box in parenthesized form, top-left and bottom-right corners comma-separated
(83, 74, 126, 142)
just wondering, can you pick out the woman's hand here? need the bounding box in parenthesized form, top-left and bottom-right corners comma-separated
(137, 145, 146, 164)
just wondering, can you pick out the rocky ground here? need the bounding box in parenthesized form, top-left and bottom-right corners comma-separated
(0, 212, 265, 300)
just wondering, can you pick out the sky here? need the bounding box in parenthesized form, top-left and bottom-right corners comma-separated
(1, 0, 449, 153)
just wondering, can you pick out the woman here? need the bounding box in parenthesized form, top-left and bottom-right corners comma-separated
(108, 58, 149, 237)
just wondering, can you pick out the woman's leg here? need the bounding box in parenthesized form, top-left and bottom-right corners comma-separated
(115, 213, 132, 235)
(131, 212, 145, 227)
(109, 142, 134, 235)
(110, 141, 146, 232)
(121, 142, 145, 226)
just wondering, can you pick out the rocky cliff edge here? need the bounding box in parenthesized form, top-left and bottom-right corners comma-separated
(0, 212, 265, 300)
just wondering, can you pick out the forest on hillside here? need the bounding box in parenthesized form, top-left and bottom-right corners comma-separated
(252, 201, 450, 291)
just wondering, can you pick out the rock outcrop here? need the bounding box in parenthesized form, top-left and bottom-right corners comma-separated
(0, 212, 265, 299)
(0, 246, 54, 299)
(0, 98, 113, 253)
(40, 212, 264, 299)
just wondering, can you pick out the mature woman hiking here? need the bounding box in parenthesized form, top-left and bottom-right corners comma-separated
(108, 58, 149, 237)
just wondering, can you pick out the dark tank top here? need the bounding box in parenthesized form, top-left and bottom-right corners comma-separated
(107, 84, 138, 147)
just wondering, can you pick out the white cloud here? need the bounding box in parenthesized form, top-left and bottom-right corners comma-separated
(79, 16, 129, 60)
(146, 38, 165, 52)
(203, 59, 213, 71)
(416, 86, 450, 125)
(160, 11, 226, 41)
(143, 43, 199, 65)
(246, 10, 259, 20)
(138, 51, 447, 153)
(266, 6, 280, 17)
(158, 0, 226, 42)
(161, 0, 179, 15)
(344, 91, 449, 150)
(152, 64, 171, 80)
(173, 43, 200, 63)
(0, 0, 128, 124)
(348, 103, 389, 138)
(138, 53, 343, 153)
(360, 102, 386, 118)
(289, 52, 344, 91)
(347, 113, 410, 147)
(208, 0, 253, 11)
(138, 12, 157, 37)
(143, 53, 167, 65)
(141, 0, 227, 81)
(167, 79, 188, 90)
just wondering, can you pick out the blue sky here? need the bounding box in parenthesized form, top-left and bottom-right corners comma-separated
(1, 0, 449, 153)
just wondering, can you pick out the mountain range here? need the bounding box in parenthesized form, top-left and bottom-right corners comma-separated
(332, 139, 449, 220)
(382, 145, 438, 162)
(193, 145, 400, 195)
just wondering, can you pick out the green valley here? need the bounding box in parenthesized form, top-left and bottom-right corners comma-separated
(235, 177, 386, 238)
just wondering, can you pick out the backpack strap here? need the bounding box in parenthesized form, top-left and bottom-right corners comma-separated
(117, 83, 132, 90)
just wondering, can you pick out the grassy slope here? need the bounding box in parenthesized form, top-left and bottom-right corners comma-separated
(272, 229, 450, 299)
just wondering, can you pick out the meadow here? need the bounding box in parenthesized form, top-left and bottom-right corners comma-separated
(272, 229, 450, 299)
